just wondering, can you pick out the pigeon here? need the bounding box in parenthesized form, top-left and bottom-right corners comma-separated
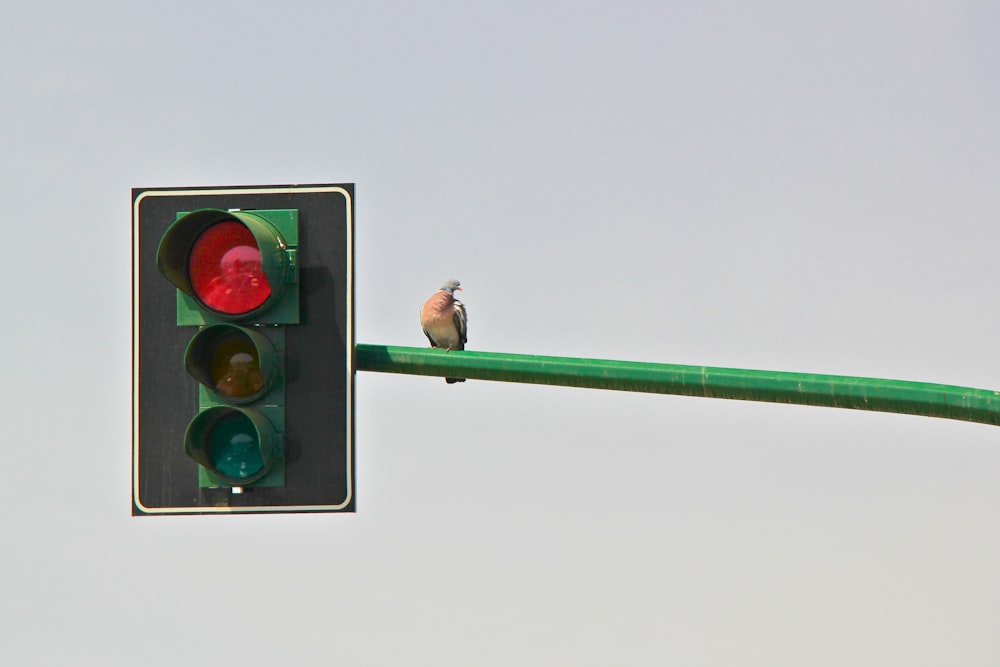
(420, 279, 468, 383)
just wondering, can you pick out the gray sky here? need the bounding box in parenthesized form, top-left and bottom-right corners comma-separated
(3, 1, 1000, 664)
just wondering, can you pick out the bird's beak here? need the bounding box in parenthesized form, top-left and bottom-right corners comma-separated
(456, 286, 463, 291)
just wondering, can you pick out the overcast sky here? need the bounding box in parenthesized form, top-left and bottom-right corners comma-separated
(3, 1, 1000, 665)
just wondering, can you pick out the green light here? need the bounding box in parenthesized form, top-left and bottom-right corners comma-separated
(208, 412, 265, 480)
(184, 407, 279, 486)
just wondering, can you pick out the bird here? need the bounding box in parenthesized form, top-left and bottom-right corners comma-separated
(420, 279, 468, 383)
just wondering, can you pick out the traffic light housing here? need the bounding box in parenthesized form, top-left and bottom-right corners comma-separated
(132, 185, 354, 515)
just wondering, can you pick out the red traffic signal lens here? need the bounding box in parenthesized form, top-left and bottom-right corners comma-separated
(189, 221, 272, 315)
(156, 208, 297, 324)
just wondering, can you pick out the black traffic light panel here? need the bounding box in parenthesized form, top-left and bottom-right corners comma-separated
(132, 184, 354, 515)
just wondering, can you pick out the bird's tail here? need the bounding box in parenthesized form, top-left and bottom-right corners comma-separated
(446, 377, 466, 384)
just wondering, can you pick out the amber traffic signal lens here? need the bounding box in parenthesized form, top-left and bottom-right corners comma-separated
(184, 324, 279, 405)
(209, 330, 265, 400)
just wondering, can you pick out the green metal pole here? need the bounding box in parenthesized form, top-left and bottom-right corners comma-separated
(355, 344, 1000, 428)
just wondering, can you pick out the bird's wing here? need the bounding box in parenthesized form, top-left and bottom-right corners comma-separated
(452, 299, 468, 350)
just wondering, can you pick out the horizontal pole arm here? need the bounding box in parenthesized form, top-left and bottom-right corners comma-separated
(355, 344, 1000, 428)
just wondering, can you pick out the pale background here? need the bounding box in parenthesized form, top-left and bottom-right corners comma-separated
(2, 1, 999, 665)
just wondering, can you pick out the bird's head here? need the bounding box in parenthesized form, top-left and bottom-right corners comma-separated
(440, 279, 462, 294)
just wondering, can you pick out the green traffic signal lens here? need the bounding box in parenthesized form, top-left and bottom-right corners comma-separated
(185, 325, 279, 404)
(208, 412, 265, 480)
(185, 407, 279, 486)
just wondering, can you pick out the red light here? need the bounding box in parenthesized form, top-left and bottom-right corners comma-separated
(188, 221, 271, 315)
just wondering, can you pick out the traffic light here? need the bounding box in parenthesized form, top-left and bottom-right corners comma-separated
(132, 185, 355, 515)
